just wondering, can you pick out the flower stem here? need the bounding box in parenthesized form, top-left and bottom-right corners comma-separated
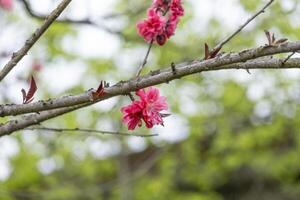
(136, 40, 154, 77)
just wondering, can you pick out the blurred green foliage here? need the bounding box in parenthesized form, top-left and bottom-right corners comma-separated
(0, 0, 300, 199)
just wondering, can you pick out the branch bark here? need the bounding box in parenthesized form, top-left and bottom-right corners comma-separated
(0, 0, 298, 137)
(1, 41, 300, 117)
(1, 56, 300, 136)
(0, 0, 72, 82)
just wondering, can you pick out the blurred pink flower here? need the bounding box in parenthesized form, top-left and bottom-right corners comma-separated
(165, 17, 179, 38)
(32, 60, 43, 72)
(121, 87, 168, 130)
(170, 0, 184, 18)
(0, 0, 13, 10)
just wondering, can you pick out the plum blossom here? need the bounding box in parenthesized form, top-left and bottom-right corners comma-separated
(137, 87, 168, 128)
(0, 0, 13, 10)
(170, 0, 184, 18)
(121, 101, 144, 130)
(121, 87, 168, 130)
(136, 0, 184, 45)
(137, 8, 166, 43)
(165, 17, 179, 38)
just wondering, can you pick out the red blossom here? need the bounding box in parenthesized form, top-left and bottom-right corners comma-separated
(165, 17, 179, 38)
(137, 87, 168, 128)
(32, 60, 43, 72)
(121, 101, 144, 130)
(170, 0, 184, 18)
(137, 8, 166, 43)
(121, 87, 169, 130)
(136, 0, 184, 45)
(0, 0, 13, 10)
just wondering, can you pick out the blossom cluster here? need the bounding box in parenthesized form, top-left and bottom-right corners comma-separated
(0, 0, 13, 10)
(137, 0, 184, 45)
(121, 87, 168, 130)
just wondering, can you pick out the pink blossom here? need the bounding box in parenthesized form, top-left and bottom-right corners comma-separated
(121, 87, 169, 130)
(137, 8, 166, 43)
(121, 101, 144, 130)
(32, 60, 43, 72)
(170, 0, 184, 18)
(165, 17, 179, 38)
(136, 0, 184, 45)
(0, 0, 13, 10)
(137, 87, 168, 128)
(137, 87, 168, 111)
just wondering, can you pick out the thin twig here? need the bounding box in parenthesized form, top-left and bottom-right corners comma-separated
(282, 52, 295, 64)
(213, 0, 275, 51)
(136, 40, 154, 77)
(0, 0, 72, 82)
(18, 0, 120, 35)
(127, 93, 135, 101)
(25, 126, 158, 138)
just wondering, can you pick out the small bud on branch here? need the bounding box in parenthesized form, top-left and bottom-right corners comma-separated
(21, 76, 37, 104)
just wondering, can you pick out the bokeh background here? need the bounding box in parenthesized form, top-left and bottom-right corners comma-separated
(0, 0, 300, 199)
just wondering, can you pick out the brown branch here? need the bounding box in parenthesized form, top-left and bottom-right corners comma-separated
(1, 55, 300, 136)
(213, 0, 274, 52)
(25, 126, 158, 137)
(1, 41, 300, 118)
(0, 104, 83, 136)
(0, 0, 72, 82)
(0, 0, 295, 136)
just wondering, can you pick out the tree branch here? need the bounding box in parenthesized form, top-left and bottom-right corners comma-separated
(0, 0, 297, 137)
(25, 126, 158, 137)
(213, 0, 274, 51)
(0, 0, 72, 82)
(18, 0, 121, 35)
(1, 41, 300, 117)
(1, 56, 300, 136)
(0, 104, 82, 136)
